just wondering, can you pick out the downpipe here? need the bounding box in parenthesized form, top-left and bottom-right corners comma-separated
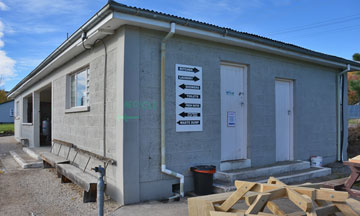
(160, 22, 185, 198)
(92, 165, 105, 216)
(337, 64, 351, 161)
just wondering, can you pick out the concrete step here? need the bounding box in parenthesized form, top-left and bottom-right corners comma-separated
(9, 150, 43, 169)
(215, 160, 310, 183)
(213, 166, 331, 193)
(22, 147, 50, 160)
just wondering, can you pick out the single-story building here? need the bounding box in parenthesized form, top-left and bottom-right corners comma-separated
(7, 1, 360, 204)
(0, 100, 14, 124)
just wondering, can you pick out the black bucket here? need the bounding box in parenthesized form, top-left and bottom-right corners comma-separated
(190, 165, 216, 195)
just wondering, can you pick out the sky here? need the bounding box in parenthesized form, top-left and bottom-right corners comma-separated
(0, 0, 359, 91)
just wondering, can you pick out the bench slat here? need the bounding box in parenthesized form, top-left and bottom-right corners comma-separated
(57, 164, 97, 192)
(40, 152, 70, 167)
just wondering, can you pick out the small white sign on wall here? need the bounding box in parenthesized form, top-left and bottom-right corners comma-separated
(227, 111, 236, 127)
(176, 64, 203, 132)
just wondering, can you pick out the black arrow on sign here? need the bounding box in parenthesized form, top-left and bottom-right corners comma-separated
(179, 102, 201, 108)
(178, 66, 199, 73)
(177, 120, 201, 125)
(179, 84, 200, 90)
(178, 75, 200, 82)
(179, 112, 201, 118)
(179, 93, 201, 99)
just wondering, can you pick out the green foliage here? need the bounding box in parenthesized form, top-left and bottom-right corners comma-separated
(353, 53, 360, 62)
(0, 90, 7, 104)
(0, 124, 14, 134)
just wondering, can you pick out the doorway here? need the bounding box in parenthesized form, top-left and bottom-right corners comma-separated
(220, 63, 247, 161)
(275, 79, 294, 161)
(39, 86, 52, 146)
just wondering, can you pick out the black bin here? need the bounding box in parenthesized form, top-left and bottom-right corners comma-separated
(190, 165, 216, 195)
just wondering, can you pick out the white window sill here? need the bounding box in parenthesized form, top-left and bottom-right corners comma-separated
(65, 106, 90, 113)
(22, 123, 33, 126)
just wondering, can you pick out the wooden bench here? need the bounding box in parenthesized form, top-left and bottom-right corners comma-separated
(40, 139, 72, 168)
(57, 163, 98, 202)
(51, 139, 116, 203)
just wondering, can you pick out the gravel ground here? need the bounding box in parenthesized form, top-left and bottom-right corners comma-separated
(0, 136, 121, 216)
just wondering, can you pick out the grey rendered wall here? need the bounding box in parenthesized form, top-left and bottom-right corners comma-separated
(125, 27, 339, 201)
(0, 101, 14, 123)
(13, 27, 126, 204)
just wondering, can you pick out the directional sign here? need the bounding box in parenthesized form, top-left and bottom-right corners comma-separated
(177, 120, 201, 125)
(179, 112, 201, 118)
(179, 84, 200, 90)
(176, 64, 203, 132)
(179, 93, 200, 99)
(178, 75, 200, 82)
(179, 102, 201, 108)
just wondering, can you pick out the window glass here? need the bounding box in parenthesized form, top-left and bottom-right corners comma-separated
(70, 69, 88, 108)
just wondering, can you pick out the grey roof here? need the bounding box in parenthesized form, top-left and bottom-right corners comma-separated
(8, 0, 360, 96)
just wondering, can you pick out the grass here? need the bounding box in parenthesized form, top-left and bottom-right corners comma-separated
(0, 123, 14, 134)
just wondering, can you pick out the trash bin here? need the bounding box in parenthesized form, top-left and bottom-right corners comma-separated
(190, 165, 216, 195)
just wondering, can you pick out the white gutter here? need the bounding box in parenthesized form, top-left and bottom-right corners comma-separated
(160, 23, 185, 198)
(113, 12, 360, 71)
(8, 4, 111, 99)
(337, 64, 352, 161)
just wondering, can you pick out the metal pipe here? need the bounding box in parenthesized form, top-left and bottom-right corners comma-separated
(160, 23, 185, 197)
(93, 165, 105, 216)
(337, 64, 351, 161)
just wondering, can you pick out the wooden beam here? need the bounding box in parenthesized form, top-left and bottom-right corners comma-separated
(245, 193, 271, 214)
(286, 188, 313, 212)
(267, 177, 286, 186)
(217, 182, 256, 212)
(346, 198, 360, 215)
(266, 201, 286, 216)
(333, 202, 359, 216)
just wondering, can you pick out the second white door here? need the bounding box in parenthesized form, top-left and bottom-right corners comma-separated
(275, 79, 293, 161)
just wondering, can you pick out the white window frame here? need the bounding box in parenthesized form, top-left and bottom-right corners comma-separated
(65, 67, 90, 113)
(9, 108, 14, 117)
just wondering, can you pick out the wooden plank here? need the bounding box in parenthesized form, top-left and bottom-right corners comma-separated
(286, 212, 306, 216)
(56, 164, 97, 192)
(346, 198, 360, 215)
(316, 188, 349, 202)
(267, 177, 286, 186)
(217, 182, 256, 212)
(266, 201, 286, 216)
(245, 193, 271, 214)
(333, 202, 359, 216)
(40, 152, 70, 167)
(286, 188, 313, 212)
(188, 197, 216, 216)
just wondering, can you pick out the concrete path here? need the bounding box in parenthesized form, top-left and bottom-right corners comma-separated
(110, 200, 188, 216)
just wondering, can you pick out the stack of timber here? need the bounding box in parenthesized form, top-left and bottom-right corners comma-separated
(188, 177, 360, 216)
(349, 155, 360, 164)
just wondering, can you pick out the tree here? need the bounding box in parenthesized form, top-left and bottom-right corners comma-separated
(0, 90, 7, 104)
(353, 53, 360, 62)
(349, 53, 360, 104)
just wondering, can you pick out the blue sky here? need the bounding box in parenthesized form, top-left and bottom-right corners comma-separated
(0, 0, 359, 91)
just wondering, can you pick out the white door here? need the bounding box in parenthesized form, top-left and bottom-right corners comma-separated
(221, 64, 247, 161)
(275, 79, 293, 161)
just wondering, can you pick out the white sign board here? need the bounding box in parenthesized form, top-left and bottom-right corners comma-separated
(227, 111, 236, 127)
(176, 64, 203, 132)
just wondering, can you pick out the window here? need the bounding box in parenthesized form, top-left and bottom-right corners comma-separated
(16, 101, 19, 117)
(23, 94, 33, 123)
(9, 108, 14, 117)
(69, 69, 89, 108)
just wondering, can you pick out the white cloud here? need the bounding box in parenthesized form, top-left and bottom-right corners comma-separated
(0, 20, 16, 87)
(0, 1, 9, 11)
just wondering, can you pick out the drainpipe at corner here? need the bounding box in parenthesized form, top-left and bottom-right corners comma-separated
(337, 64, 351, 161)
(160, 22, 185, 198)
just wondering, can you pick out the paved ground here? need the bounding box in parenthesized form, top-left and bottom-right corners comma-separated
(0, 136, 358, 216)
(0, 136, 120, 216)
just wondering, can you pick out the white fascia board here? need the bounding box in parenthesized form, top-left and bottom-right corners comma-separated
(9, 13, 116, 99)
(113, 11, 360, 71)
